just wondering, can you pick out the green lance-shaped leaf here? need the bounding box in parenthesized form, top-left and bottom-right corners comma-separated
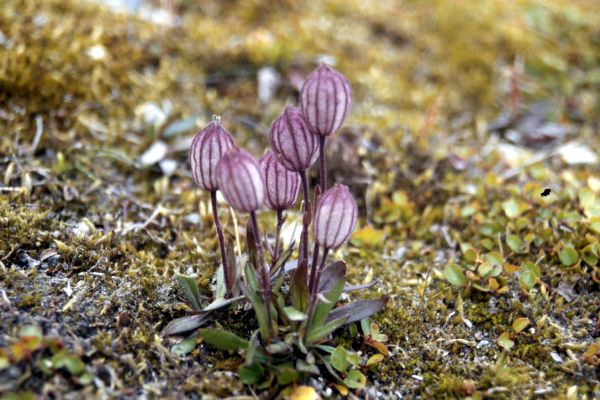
(170, 336, 197, 356)
(360, 318, 371, 336)
(244, 261, 261, 293)
(198, 328, 248, 352)
(307, 316, 348, 344)
(271, 245, 294, 278)
(215, 265, 226, 299)
(310, 263, 346, 331)
(326, 297, 388, 325)
(202, 295, 245, 312)
(165, 294, 244, 336)
(239, 278, 270, 341)
(163, 313, 212, 336)
(163, 296, 244, 336)
(244, 331, 260, 366)
(290, 260, 310, 312)
(313, 344, 335, 354)
(175, 274, 202, 310)
(244, 331, 270, 366)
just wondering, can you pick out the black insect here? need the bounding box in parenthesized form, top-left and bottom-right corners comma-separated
(541, 188, 551, 197)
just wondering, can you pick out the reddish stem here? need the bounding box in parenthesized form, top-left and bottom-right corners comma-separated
(299, 170, 311, 266)
(308, 241, 320, 292)
(250, 211, 272, 340)
(211, 190, 233, 298)
(272, 210, 284, 268)
(319, 136, 327, 191)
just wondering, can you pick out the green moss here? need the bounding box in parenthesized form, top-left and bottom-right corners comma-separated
(0, 198, 53, 256)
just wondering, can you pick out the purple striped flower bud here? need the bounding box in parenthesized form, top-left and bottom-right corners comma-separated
(216, 149, 265, 213)
(260, 150, 300, 211)
(313, 184, 357, 250)
(189, 118, 236, 191)
(269, 106, 318, 172)
(300, 64, 352, 137)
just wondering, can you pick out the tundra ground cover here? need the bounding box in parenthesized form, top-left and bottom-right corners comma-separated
(0, 0, 599, 398)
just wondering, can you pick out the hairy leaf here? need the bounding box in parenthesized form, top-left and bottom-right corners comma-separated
(199, 328, 248, 351)
(244, 331, 259, 366)
(307, 316, 347, 344)
(215, 265, 226, 299)
(163, 314, 212, 336)
(291, 260, 310, 312)
(244, 262, 261, 293)
(343, 280, 378, 293)
(326, 297, 388, 325)
(284, 306, 308, 322)
(170, 336, 197, 356)
(240, 282, 270, 341)
(202, 295, 244, 312)
(175, 274, 202, 310)
(311, 269, 346, 330)
(272, 245, 294, 278)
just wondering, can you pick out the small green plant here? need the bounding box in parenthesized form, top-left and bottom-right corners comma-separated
(165, 63, 387, 392)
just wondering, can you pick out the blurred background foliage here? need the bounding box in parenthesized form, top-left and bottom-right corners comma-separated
(1, 0, 599, 398)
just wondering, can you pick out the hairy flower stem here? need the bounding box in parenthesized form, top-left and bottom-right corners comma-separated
(272, 210, 284, 268)
(308, 241, 320, 292)
(211, 190, 233, 299)
(299, 170, 311, 266)
(319, 136, 327, 191)
(250, 211, 273, 340)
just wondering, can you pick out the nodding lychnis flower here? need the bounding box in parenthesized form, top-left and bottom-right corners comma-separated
(300, 64, 352, 137)
(217, 148, 273, 337)
(260, 150, 300, 211)
(313, 184, 357, 250)
(216, 149, 265, 213)
(269, 106, 318, 172)
(189, 118, 236, 192)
